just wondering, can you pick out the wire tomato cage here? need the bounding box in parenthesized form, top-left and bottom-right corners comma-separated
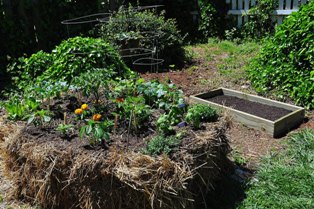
(61, 4, 165, 73)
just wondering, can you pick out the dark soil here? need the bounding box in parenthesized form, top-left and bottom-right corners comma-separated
(206, 95, 292, 121)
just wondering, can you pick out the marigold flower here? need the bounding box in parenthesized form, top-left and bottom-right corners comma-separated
(74, 108, 83, 115)
(92, 114, 102, 121)
(116, 98, 124, 103)
(81, 104, 88, 110)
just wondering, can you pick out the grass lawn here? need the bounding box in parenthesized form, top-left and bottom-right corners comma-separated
(239, 129, 314, 209)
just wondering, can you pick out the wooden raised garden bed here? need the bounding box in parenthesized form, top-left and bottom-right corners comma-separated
(189, 88, 305, 137)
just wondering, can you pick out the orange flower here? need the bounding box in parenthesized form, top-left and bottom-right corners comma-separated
(74, 108, 83, 115)
(92, 114, 102, 121)
(116, 98, 124, 103)
(81, 104, 88, 110)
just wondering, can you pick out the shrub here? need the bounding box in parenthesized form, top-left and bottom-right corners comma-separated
(242, 0, 277, 39)
(198, 0, 221, 40)
(185, 104, 218, 129)
(8, 37, 131, 90)
(100, 6, 186, 66)
(248, 1, 314, 109)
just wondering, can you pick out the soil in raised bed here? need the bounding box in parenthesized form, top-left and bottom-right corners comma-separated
(206, 95, 292, 121)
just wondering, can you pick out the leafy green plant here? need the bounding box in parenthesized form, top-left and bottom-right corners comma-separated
(137, 80, 184, 110)
(56, 123, 74, 136)
(198, 0, 221, 40)
(73, 68, 115, 102)
(242, 0, 277, 39)
(185, 104, 218, 129)
(248, 1, 314, 109)
(100, 5, 186, 66)
(7, 51, 52, 90)
(156, 114, 174, 136)
(80, 119, 113, 145)
(118, 96, 151, 132)
(4, 96, 39, 120)
(156, 102, 186, 135)
(27, 109, 52, 127)
(8, 37, 131, 90)
(144, 135, 182, 156)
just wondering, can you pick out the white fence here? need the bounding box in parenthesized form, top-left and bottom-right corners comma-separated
(225, 0, 309, 27)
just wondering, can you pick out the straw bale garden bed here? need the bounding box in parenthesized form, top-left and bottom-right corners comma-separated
(0, 37, 231, 209)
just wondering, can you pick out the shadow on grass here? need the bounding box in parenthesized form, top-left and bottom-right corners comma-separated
(202, 159, 253, 209)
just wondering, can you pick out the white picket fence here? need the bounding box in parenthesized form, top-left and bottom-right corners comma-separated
(225, 0, 309, 27)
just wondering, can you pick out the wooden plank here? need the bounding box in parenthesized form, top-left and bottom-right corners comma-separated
(279, 0, 284, 9)
(228, 10, 249, 15)
(228, 10, 295, 16)
(190, 96, 275, 136)
(277, 17, 283, 25)
(221, 88, 302, 111)
(251, 0, 256, 6)
(278, 0, 284, 25)
(292, 0, 298, 9)
(232, 0, 237, 10)
(190, 88, 305, 137)
(238, 0, 243, 9)
(301, 0, 307, 4)
(274, 109, 305, 137)
(274, 9, 298, 15)
(194, 89, 223, 100)
(244, 0, 249, 23)
(285, 0, 292, 9)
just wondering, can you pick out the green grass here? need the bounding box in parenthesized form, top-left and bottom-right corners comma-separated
(239, 129, 314, 209)
(185, 39, 260, 86)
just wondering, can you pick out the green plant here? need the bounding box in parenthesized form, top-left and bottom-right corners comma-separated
(119, 96, 151, 131)
(4, 96, 39, 120)
(248, 1, 314, 109)
(198, 0, 221, 40)
(100, 5, 186, 66)
(242, 0, 277, 39)
(137, 80, 184, 110)
(27, 109, 52, 127)
(185, 104, 218, 129)
(80, 119, 113, 145)
(156, 103, 186, 135)
(231, 150, 248, 166)
(56, 123, 74, 136)
(239, 129, 314, 209)
(8, 37, 131, 90)
(7, 51, 52, 90)
(144, 135, 182, 156)
(73, 68, 115, 102)
(156, 114, 174, 136)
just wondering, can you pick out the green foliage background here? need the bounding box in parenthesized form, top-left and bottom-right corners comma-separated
(248, 1, 314, 109)
(8, 37, 131, 90)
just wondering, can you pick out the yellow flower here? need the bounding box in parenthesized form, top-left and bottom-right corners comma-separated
(81, 104, 88, 110)
(74, 108, 83, 115)
(92, 114, 102, 121)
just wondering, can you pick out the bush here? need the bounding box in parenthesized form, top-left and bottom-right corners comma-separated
(100, 6, 186, 66)
(198, 0, 221, 40)
(8, 37, 131, 90)
(248, 1, 314, 109)
(185, 104, 218, 129)
(242, 0, 277, 39)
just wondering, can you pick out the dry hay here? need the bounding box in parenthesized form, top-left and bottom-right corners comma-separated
(0, 117, 230, 209)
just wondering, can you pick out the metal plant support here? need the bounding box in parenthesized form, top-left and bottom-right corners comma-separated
(61, 5, 165, 73)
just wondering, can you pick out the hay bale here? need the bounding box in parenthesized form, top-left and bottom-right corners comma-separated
(0, 118, 230, 209)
